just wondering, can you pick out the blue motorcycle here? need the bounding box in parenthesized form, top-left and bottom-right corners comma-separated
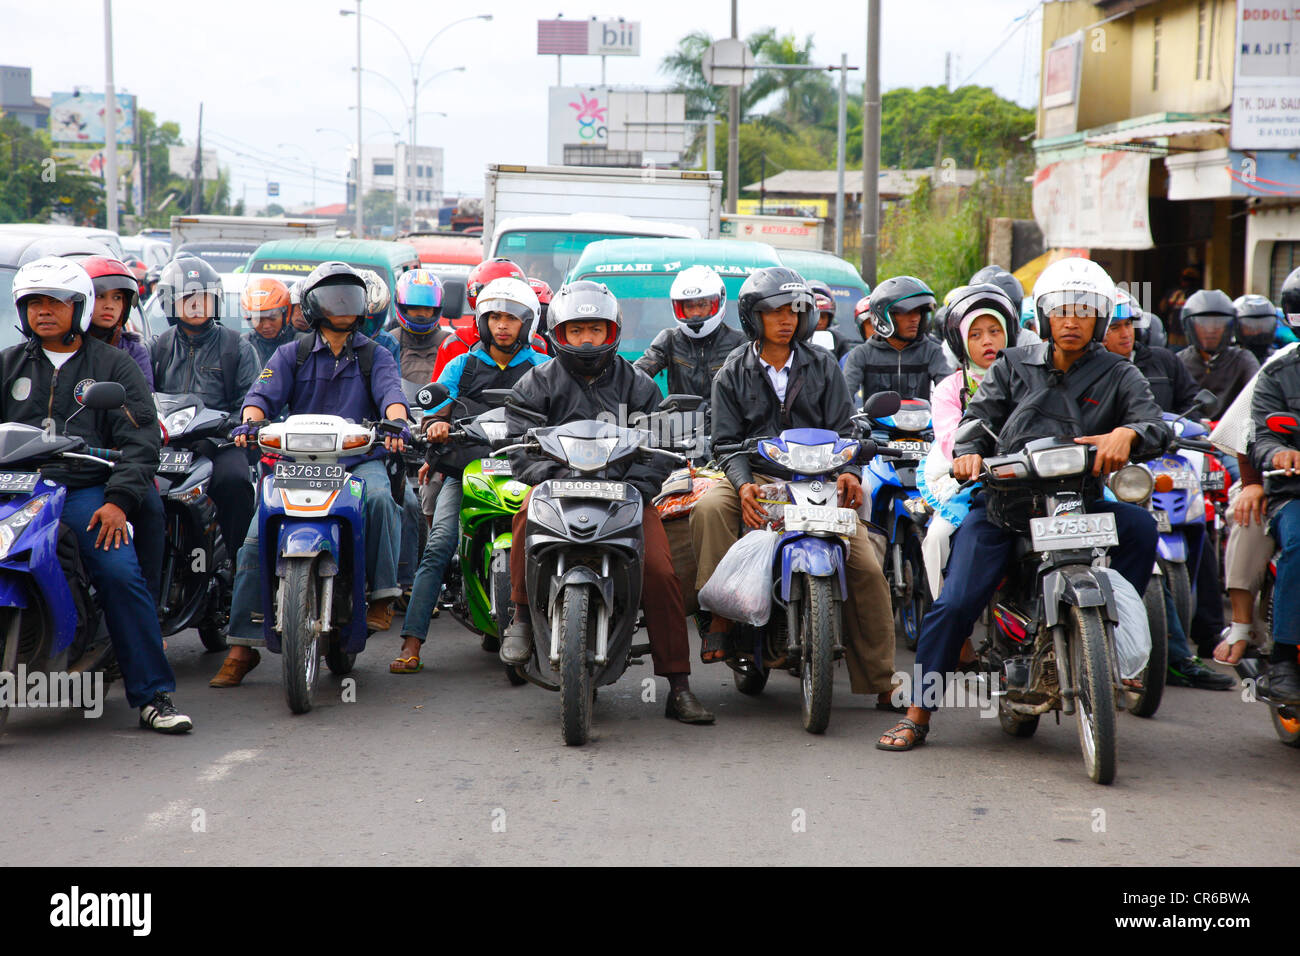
(251, 414, 413, 714)
(858, 396, 933, 650)
(717, 392, 902, 733)
(0, 382, 126, 728)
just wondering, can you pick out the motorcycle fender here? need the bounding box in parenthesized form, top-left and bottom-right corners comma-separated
(490, 531, 512, 554)
(0, 571, 27, 609)
(547, 565, 614, 618)
(275, 521, 341, 563)
(1041, 566, 1118, 629)
(779, 534, 847, 602)
(1156, 532, 1187, 563)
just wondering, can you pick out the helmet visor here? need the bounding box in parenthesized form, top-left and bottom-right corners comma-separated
(306, 283, 366, 319)
(1188, 314, 1233, 350)
(477, 298, 534, 324)
(1238, 315, 1276, 337)
(247, 307, 287, 326)
(673, 294, 722, 322)
(1037, 290, 1113, 322)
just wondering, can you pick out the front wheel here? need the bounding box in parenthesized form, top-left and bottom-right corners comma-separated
(0, 608, 18, 731)
(559, 584, 596, 746)
(1127, 575, 1168, 718)
(1160, 558, 1193, 641)
(893, 530, 929, 652)
(799, 574, 836, 735)
(280, 557, 322, 715)
(1068, 606, 1119, 785)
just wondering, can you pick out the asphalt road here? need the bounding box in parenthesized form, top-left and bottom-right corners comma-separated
(1, 613, 1295, 866)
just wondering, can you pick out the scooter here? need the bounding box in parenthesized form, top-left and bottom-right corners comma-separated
(0, 382, 127, 728)
(715, 392, 903, 734)
(250, 414, 418, 714)
(858, 396, 934, 650)
(503, 396, 694, 746)
(154, 392, 235, 651)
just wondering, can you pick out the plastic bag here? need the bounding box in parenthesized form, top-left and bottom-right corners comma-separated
(1095, 567, 1151, 680)
(698, 529, 779, 626)
(654, 467, 724, 521)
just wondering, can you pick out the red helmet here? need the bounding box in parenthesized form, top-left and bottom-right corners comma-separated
(527, 276, 553, 330)
(82, 255, 139, 319)
(466, 258, 525, 310)
(853, 294, 872, 334)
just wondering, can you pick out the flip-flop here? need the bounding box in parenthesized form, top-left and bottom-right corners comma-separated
(389, 656, 423, 674)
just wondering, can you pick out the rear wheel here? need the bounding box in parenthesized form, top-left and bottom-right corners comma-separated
(325, 643, 355, 676)
(559, 585, 595, 746)
(280, 557, 321, 715)
(1127, 574, 1168, 718)
(894, 530, 929, 652)
(731, 659, 769, 696)
(491, 559, 526, 685)
(1270, 707, 1300, 747)
(1069, 606, 1118, 785)
(198, 624, 228, 652)
(800, 574, 836, 735)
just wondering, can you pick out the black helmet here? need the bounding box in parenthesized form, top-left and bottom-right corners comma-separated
(971, 265, 1024, 312)
(156, 255, 222, 329)
(736, 267, 817, 341)
(867, 275, 935, 341)
(1182, 289, 1237, 356)
(1281, 267, 1300, 330)
(1234, 294, 1278, 352)
(549, 280, 621, 378)
(941, 283, 1018, 366)
(299, 261, 367, 331)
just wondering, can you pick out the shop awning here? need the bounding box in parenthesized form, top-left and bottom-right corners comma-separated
(1085, 119, 1228, 146)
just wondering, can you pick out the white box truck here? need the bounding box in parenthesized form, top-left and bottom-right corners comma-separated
(169, 215, 337, 253)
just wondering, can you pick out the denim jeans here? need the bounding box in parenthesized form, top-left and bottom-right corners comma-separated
(63, 486, 176, 708)
(228, 458, 402, 646)
(131, 487, 165, 604)
(1270, 499, 1300, 647)
(400, 476, 462, 642)
(397, 485, 422, 590)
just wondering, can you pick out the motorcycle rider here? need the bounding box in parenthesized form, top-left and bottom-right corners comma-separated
(1103, 289, 1199, 414)
(150, 255, 261, 579)
(1235, 293, 1280, 365)
(391, 269, 446, 402)
(497, 280, 715, 725)
(287, 280, 309, 333)
(1178, 289, 1259, 421)
(842, 275, 954, 407)
(807, 280, 853, 359)
(690, 267, 899, 711)
(211, 261, 412, 687)
(240, 276, 296, 367)
(431, 258, 532, 382)
(878, 258, 1167, 752)
(390, 277, 550, 673)
(358, 269, 402, 364)
(633, 264, 746, 399)
(6, 258, 191, 732)
(970, 265, 1025, 314)
(527, 277, 553, 349)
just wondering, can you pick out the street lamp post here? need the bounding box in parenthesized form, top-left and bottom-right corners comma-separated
(348, 106, 402, 235)
(278, 143, 316, 210)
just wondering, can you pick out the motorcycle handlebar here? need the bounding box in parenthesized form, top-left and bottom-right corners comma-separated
(1177, 438, 1215, 453)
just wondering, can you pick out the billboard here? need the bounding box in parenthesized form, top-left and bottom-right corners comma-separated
(1032, 151, 1153, 250)
(548, 86, 609, 164)
(537, 19, 640, 56)
(49, 91, 135, 144)
(605, 91, 687, 154)
(53, 146, 134, 178)
(168, 146, 220, 182)
(1232, 2, 1300, 149)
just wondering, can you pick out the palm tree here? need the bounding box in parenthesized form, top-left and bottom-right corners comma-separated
(748, 32, 834, 129)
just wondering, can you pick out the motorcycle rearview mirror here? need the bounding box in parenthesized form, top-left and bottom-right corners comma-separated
(479, 389, 514, 408)
(81, 381, 127, 410)
(862, 390, 902, 420)
(505, 396, 548, 426)
(953, 417, 999, 446)
(416, 383, 450, 411)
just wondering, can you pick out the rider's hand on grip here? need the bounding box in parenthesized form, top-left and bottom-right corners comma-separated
(424, 420, 451, 444)
(1272, 449, 1300, 476)
(377, 418, 412, 453)
(231, 420, 263, 448)
(1075, 427, 1136, 476)
(951, 454, 983, 482)
(739, 482, 767, 530)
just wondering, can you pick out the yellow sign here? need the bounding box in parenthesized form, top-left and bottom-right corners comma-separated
(737, 198, 828, 218)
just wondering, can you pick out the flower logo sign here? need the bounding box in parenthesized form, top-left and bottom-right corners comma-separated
(569, 93, 608, 142)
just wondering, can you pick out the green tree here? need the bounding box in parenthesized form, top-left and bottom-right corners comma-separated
(747, 32, 834, 131)
(0, 116, 102, 224)
(363, 188, 409, 232)
(135, 108, 185, 226)
(863, 85, 1035, 170)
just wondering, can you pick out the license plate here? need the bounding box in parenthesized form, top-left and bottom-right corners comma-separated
(549, 479, 626, 500)
(1155, 510, 1172, 533)
(158, 449, 193, 474)
(1201, 470, 1225, 490)
(480, 457, 513, 476)
(885, 440, 931, 455)
(784, 504, 858, 535)
(0, 472, 38, 494)
(274, 462, 345, 490)
(1171, 473, 1199, 490)
(1029, 512, 1119, 551)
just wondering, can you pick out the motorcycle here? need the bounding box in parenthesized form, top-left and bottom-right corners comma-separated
(503, 396, 694, 746)
(153, 392, 235, 651)
(250, 414, 419, 714)
(0, 382, 127, 728)
(957, 420, 1155, 784)
(858, 396, 934, 651)
(715, 391, 903, 734)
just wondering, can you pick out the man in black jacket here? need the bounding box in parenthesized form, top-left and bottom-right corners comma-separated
(691, 267, 898, 708)
(6, 257, 191, 732)
(1178, 289, 1259, 420)
(842, 275, 953, 406)
(499, 281, 713, 724)
(879, 258, 1168, 752)
(1104, 310, 1199, 414)
(633, 264, 746, 399)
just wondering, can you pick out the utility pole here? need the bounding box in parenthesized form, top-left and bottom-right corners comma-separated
(190, 102, 203, 215)
(726, 0, 740, 214)
(835, 51, 847, 257)
(102, 0, 119, 232)
(861, 0, 881, 287)
(945, 51, 952, 90)
(354, 0, 365, 237)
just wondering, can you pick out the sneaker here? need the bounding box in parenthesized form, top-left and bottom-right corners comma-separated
(1167, 658, 1235, 691)
(139, 692, 193, 734)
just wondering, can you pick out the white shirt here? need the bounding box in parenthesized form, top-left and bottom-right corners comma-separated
(755, 343, 795, 402)
(42, 348, 75, 370)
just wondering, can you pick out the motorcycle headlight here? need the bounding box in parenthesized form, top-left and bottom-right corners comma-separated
(763, 442, 837, 474)
(0, 494, 49, 561)
(1030, 445, 1088, 478)
(1109, 464, 1154, 503)
(162, 406, 196, 435)
(890, 409, 932, 432)
(479, 421, 509, 443)
(1187, 491, 1205, 523)
(558, 435, 619, 472)
(827, 442, 859, 470)
(286, 433, 338, 453)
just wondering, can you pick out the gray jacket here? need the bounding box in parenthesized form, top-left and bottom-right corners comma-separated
(151, 323, 260, 415)
(842, 334, 954, 407)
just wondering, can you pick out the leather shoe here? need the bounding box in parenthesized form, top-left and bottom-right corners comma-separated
(1259, 659, 1300, 704)
(664, 687, 715, 724)
(209, 649, 260, 688)
(366, 598, 395, 632)
(1167, 658, 1235, 691)
(499, 607, 533, 665)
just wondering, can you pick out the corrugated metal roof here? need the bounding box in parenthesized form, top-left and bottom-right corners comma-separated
(743, 167, 979, 197)
(1084, 119, 1228, 145)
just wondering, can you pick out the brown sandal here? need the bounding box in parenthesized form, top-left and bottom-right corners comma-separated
(876, 717, 929, 751)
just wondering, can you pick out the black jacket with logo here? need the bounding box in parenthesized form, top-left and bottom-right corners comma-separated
(633, 323, 748, 399)
(0, 335, 159, 514)
(1248, 348, 1300, 515)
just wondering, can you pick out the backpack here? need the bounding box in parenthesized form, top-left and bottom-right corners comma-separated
(293, 332, 377, 380)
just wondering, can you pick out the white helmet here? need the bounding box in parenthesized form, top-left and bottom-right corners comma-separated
(12, 256, 96, 342)
(475, 276, 539, 353)
(1032, 257, 1117, 343)
(670, 264, 727, 339)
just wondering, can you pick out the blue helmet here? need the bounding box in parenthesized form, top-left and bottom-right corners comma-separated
(394, 269, 444, 334)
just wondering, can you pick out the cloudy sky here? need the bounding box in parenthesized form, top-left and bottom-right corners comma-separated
(1, 0, 1042, 211)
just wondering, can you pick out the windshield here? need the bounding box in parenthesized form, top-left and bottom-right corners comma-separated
(494, 230, 659, 291)
(0, 269, 22, 351)
(176, 244, 258, 273)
